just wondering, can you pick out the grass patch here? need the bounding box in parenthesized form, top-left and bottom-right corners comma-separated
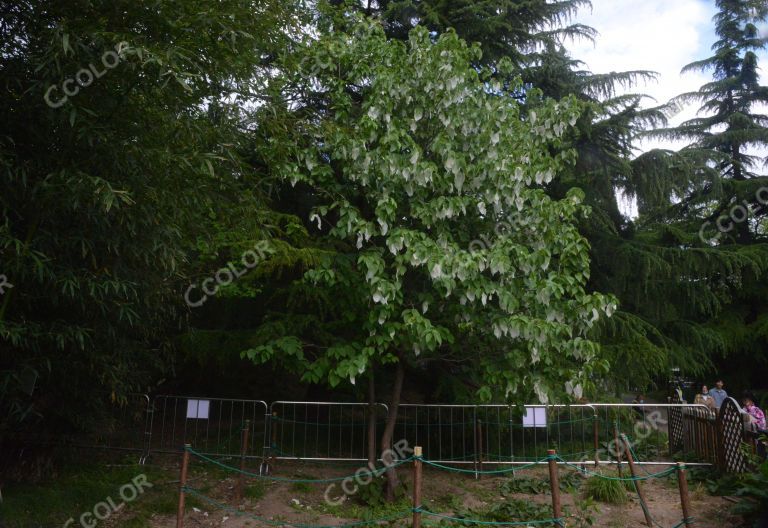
(430, 492, 464, 512)
(485, 498, 553, 522)
(2, 453, 182, 528)
(499, 470, 583, 496)
(583, 475, 629, 504)
(449, 498, 553, 524)
(290, 481, 312, 493)
(319, 495, 413, 521)
(500, 475, 549, 495)
(245, 481, 267, 500)
(318, 478, 410, 521)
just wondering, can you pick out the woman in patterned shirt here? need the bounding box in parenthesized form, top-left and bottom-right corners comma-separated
(743, 393, 766, 431)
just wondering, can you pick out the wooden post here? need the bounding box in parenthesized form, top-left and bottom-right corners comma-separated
(593, 413, 600, 468)
(413, 446, 423, 528)
(613, 421, 623, 476)
(236, 419, 251, 500)
(176, 444, 191, 528)
(547, 449, 562, 525)
(676, 463, 694, 526)
(620, 434, 652, 527)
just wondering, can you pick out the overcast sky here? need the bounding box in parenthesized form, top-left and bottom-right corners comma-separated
(570, 0, 767, 158)
(568, 0, 767, 214)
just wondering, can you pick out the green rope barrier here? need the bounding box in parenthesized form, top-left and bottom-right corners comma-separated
(187, 446, 412, 483)
(617, 440, 679, 528)
(182, 486, 411, 527)
(478, 416, 596, 427)
(269, 444, 327, 460)
(558, 446, 691, 528)
(272, 416, 597, 429)
(267, 445, 377, 466)
(482, 449, 594, 461)
(416, 508, 562, 526)
(555, 456, 677, 481)
(430, 453, 481, 461)
(271, 416, 387, 427)
(268, 444, 298, 458)
(268, 445, 594, 467)
(269, 443, 417, 467)
(419, 454, 555, 475)
(623, 436, 668, 478)
(671, 518, 695, 528)
(630, 476, 664, 528)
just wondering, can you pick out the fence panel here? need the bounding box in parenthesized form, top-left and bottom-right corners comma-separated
(71, 392, 152, 461)
(477, 404, 598, 464)
(148, 395, 268, 460)
(717, 397, 749, 472)
(60, 396, 733, 469)
(590, 403, 712, 465)
(682, 406, 717, 464)
(395, 404, 477, 464)
(268, 401, 388, 461)
(668, 402, 684, 453)
(394, 404, 598, 464)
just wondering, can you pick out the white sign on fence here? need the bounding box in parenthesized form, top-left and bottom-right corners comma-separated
(522, 406, 547, 428)
(186, 399, 210, 419)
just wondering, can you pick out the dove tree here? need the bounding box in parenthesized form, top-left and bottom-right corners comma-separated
(246, 19, 613, 498)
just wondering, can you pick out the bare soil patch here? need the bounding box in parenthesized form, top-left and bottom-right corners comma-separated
(120, 458, 741, 528)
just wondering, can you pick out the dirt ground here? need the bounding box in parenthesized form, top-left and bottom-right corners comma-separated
(118, 458, 743, 528)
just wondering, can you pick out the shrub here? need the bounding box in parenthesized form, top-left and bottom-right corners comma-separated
(500, 475, 549, 495)
(355, 476, 406, 509)
(499, 471, 583, 496)
(483, 498, 553, 523)
(706, 440, 768, 525)
(583, 475, 629, 504)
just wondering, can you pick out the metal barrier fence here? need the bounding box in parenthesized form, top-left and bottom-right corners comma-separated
(589, 403, 713, 464)
(394, 404, 476, 465)
(267, 401, 389, 461)
(394, 404, 599, 465)
(148, 395, 268, 460)
(478, 404, 598, 464)
(68, 392, 153, 463)
(74, 395, 757, 472)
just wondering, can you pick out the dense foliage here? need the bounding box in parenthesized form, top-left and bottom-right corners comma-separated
(2, 0, 767, 474)
(638, 0, 768, 390)
(248, 19, 613, 401)
(0, 0, 299, 434)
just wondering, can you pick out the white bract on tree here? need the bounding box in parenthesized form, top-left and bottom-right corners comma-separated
(248, 18, 615, 498)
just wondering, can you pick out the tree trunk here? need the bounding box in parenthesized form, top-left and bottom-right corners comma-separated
(730, 143, 752, 243)
(380, 357, 405, 502)
(367, 369, 376, 468)
(731, 142, 743, 180)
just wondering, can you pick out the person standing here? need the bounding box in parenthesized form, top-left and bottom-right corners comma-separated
(632, 394, 645, 419)
(694, 385, 717, 413)
(742, 394, 768, 460)
(710, 379, 728, 409)
(743, 393, 766, 431)
(673, 383, 685, 403)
